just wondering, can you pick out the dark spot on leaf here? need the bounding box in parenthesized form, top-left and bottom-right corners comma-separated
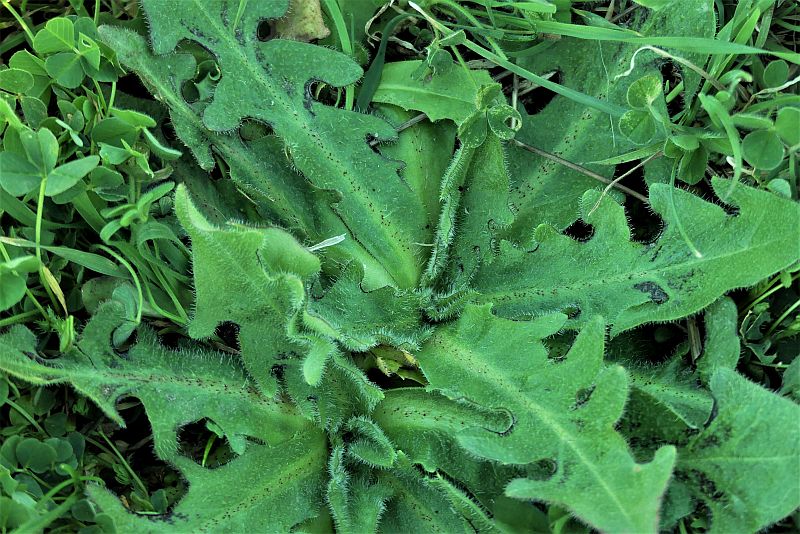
(714, 193, 741, 217)
(572, 385, 595, 410)
(634, 281, 669, 304)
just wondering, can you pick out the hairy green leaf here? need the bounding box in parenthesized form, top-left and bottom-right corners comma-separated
(90, 431, 327, 532)
(474, 179, 800, 334)
(696, 296, 740, 383)
(676, 369, 800, 532)
(376, 105, 456, 239)
(416, 304, 677, 532)
(0, 303, 307, 457)
(425, 133, 514, 291)
(372, 60, 494, 124)
(0, 302, 326, 530)
(175, 184, 319, 396)
(304, 262, 428, 352)
(505, 0, 714, 233)
(377, 455, 474, 533)
(627, 357, 712, 430)
(137, 0, 430, 289)
(98, 26, 398, 290)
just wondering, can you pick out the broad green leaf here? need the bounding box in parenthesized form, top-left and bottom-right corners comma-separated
(741, 129, 785, 170)
(505, 0, 714, 234)
(371, 60, 494, 123)
(373, 388, 515, 504)
(304, 262, 428, 352)
(46, 155, 99, 196)
(0, 69, 34, 94)
(376, 105, 456, 235)
(676, 369, 800, 532)
(696, 296, 740, 383)
(627, 357, 712, 430)
(0, 152, 41, 197)
(416, 305, 677, 533)
(377, 455, 475, 533)
(0, 302, 327, 530)
(374, 388, 508, 473)
(775, 107, 800, 146)
(90, 431, 327, 532)
(98, 26, 398, 290)
(137, 0, 430, 289)
(175, 184, 318, 396)
(0, 303, 308, 457)
(44, 53, 85, 89)
(426, 134, 514, 291)
(474, 179, 800, 334)
(32, 18, 75, 55)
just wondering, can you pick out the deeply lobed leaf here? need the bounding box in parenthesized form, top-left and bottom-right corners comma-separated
(137, 0, 431, 289)
(474, 178, 800, 334)
(416, 304, 677, 532)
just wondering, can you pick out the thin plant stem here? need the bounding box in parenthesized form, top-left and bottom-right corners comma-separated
(512, 139, 650, 204)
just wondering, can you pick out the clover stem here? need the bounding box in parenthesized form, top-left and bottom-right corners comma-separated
(95, 431, 151, 500)
(108, 81, 117, 111)
(34, 174, 60, 312)
(5, 398, 46, 433)
(765, 298, 800, 337)
(34, 176, 46, 266)
(0, 240, 48, 320)
(1, 0, 35, 43)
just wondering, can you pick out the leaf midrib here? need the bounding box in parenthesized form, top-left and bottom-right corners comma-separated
(432, 336, 638, 528)
(478, 232, 794, 304)
(190, 0, 422, 287)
